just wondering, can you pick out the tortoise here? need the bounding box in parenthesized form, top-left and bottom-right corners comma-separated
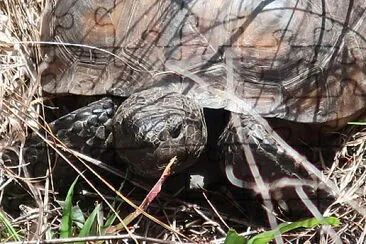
(38, 0, 366, 188)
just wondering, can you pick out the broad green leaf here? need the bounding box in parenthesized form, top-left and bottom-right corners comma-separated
(224, 229, 248, 244)
(72, 205, 86, 229)
(60, 177, 79, 238)
(248, 217, 340, 244)
(56, 200, 85, 229)
(75, 204, 101, 244)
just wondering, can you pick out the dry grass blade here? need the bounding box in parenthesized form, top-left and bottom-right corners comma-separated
(122, 157, 177, 226)
(1, 1, 366, 243)
(0, 2, 195, 242)
(0, 1, 187, 241)
(0, 0, 44, 240)
(0, 0, 40, 147)
(322, 128, 366, 243)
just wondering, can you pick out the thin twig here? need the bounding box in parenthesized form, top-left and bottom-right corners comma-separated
(202, 191, 230, 231)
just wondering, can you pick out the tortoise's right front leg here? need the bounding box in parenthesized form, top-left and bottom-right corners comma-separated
(27, 98, 118, 179)
(1, 97, 119, 191)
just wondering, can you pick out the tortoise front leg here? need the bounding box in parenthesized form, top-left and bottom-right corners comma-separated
(218, 112, 333, 216)
(219, 113, 313, 190)
(47, 97, 118, 160)
(1, 98, 119, 191)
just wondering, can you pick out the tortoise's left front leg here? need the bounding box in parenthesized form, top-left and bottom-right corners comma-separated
(219, 113, 312, 188)
(218, 113, 331, 215)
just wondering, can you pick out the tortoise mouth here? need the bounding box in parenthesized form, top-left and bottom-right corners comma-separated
(113, 88, 208, 178)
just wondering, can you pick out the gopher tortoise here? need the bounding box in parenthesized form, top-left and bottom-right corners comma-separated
(38, 0, 366, 188)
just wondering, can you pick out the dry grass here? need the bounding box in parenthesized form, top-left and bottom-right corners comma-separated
(323, 128, 366, 244)
(0, 1, 366, 243)
(0, 0, 44, 241)
(0, 0, 41, 147)
(0, 1, 242, 242)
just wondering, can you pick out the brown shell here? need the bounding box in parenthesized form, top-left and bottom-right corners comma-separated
(40, 0, 366, 124)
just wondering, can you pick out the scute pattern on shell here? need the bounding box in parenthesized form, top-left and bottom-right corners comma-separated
(41, 0, 366, 124)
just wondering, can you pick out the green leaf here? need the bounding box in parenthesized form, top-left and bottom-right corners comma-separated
(56, 201, 85, 229)
(248, 217, 340, 244)
(101, 211, 118, 235)
(348, 122, 366, 125)
(0, 210, 21, 241)
(60, 177, 79, 238)
(75, 204, 100, 244)
(72, 205, 86, 229)
(46, 228, 55, 240)
(224, 229, 248, 244)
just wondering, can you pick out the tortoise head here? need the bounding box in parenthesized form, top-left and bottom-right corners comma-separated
(113, 87, 207, 177)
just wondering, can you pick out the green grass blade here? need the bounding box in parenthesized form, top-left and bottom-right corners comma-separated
(348, 122, 366, 125)
(75, 204, 100, 244)
(0, 210, 21, 241)
(72, 205, 86, 229)
(60, 177, 79, 238)
(248, 217, 340, 244)
(101, 211, 118, 235)
(224, 229, 248, 244)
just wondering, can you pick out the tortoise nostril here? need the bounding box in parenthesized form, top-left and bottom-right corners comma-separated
(158, 130, 169, 141)
(170, 123, 182, 138)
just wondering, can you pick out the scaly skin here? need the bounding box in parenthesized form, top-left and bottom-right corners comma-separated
(114, 87, 207, 177)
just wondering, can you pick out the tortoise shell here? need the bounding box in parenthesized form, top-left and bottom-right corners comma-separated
(40, 0, 366, 125)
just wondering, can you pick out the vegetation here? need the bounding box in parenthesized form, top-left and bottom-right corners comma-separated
(0, 1, 365, 243)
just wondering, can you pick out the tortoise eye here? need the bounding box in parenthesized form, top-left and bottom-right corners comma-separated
(170, 123, 182, 139)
